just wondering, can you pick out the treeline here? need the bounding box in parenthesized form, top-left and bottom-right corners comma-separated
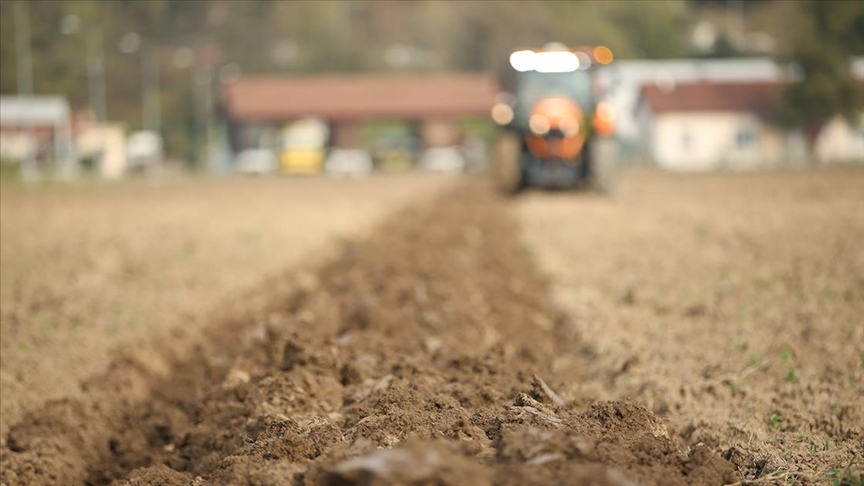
(0, 0, 860, 160)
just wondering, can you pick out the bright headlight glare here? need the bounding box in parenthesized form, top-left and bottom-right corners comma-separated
(593, 46, 614, 65)
(596, 101, 615, 121)
(529, 114, 551, 135)
(491, 103, 514, 125)
(509, 50, 536, 72)
(534, 51, 580, 73)
(509, 49, 581, 73)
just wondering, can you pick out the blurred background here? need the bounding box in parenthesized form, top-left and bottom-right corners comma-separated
(1, 5, 863, 482)
(0, 0, 862, 181)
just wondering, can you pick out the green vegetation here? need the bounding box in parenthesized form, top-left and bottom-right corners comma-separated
(827, 467, 864, 486)
(746, 353, 762, 368)
(0, 0, 697, 158)
(0, 162, 21, 184)
(781, 1, 864, 149)
(359, 120, 415, 149)
(28, 312, 56, 337)
(728, 380, 741, 395)
(1, 0, 861, 161)
(808, 439, 830, 453)
(112, 303, 142, 330)
(768, 411, 783, 430)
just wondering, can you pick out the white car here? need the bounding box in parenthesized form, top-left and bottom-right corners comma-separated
(325, 148, 373, 178)
(126, 130, 163, 171)
(235, 149, 277, 175)
(419, 147, 465, 173)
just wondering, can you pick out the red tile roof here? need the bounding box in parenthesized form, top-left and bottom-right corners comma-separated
(638, 81, 787, 116)
(222, 73, 500, 122)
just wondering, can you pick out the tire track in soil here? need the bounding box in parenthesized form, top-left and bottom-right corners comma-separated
(1, 180, 738, 486)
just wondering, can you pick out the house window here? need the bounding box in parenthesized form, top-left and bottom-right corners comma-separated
(681, 130, 692, 149)
(736, 126, 759, 149)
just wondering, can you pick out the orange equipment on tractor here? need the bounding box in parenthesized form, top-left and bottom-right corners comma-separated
(490, 43, 618, 194)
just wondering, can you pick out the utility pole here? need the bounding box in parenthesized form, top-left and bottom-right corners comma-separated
(725, 0, 745, 50)
(143, 50, 161, 136)
(61, 14, 108, 121)
(120, 32, 161, 136)
(94, 1, 108, 120)
(14, 1, 33, 96)
(14, 1, 38, 181)
(88, 32, 108, 121)
(196, 64, 215, 172)
(194, 41, 222, 172)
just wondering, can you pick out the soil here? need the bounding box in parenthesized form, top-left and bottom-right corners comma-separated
(0, 174, 451, 443)
(515, 168, 864, 484)
(1, 168, 862, 485)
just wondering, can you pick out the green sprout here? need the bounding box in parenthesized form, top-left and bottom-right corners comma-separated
(729, 380, 742, 395)
(747, 353, 762, 367)
(827, 468, 864, 486)
(768, 412, 783, 430)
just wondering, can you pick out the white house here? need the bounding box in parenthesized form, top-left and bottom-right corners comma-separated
(815, 113, 864, 164)
(75, 118, 129, 179)
(600, 57, 864, 164)
(635, 81, 794, 171)
(0, 96, 77, 176)
(597, 58, 790, 154)
(635, 80, 863, 171)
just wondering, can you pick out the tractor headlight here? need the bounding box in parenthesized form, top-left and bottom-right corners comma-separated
(491, 103, 514, 126)
(529, 114, 550, 135)
(559, 117, 580, 137)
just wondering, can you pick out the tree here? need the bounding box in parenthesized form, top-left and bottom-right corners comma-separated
(608, 1, 692, 59)
(781, 0, 864, 153)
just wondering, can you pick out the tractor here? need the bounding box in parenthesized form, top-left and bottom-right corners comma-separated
(490, 43, 618, 194)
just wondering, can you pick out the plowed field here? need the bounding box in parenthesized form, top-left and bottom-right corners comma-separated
(1, 168, 862, 486)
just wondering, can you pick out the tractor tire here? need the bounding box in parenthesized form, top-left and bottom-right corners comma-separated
(491, 132, 524, 194)
(588, 137, 618, 196)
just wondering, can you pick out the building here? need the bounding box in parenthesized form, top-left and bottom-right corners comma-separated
(598, 58, 790, 159)
(0, 96, 76, 176)
(815, 113, 864, 164)
(600, 57, 864, 163)
(73, 111, 128, 179)
(221, 73, 498, 170)
(635, 80, 863, 171)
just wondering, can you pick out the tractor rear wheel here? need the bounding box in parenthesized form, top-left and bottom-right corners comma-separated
(587, 137, 618, 196)
(491, 132, 524, 194)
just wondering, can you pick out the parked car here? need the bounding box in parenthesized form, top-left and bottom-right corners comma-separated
(419, 147, 465, 173)
(372, 133, 419, 172)
(235, 149, 277, 175)
(126, 130, 163, 172)
(325, 148, 373, 178)
(279, 118, 328, 175)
